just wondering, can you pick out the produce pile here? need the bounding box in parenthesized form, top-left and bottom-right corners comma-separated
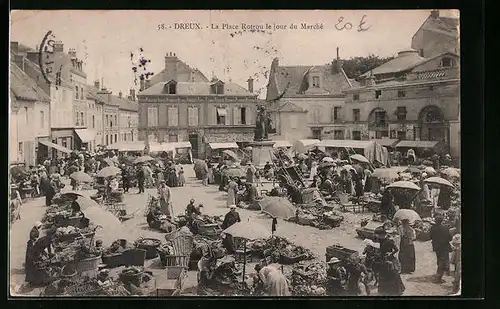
(213, 256, 242, 285)
(197, 214, 224, 225)
(450, 179, 461, 208)
(53, 225, 96, 241)
(293, 206, 344, 230)
(103, 239, 135, 254)
(288, 261, 328, 296)
(191, 236, 226, 261)
(250, 236, 315, 264)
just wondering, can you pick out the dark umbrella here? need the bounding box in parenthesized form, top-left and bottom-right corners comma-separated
(259, 197, 296, 220)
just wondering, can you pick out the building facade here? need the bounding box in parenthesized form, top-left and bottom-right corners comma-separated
(119, 89, 139, 142)
(10, 62, 51, 165)
(265, 49, 356, 141)
(411, 10, 459, 58)
(137, 53, 257, 158)
(87, 81, 105, 148)
(98, 86, 120, 146)
(343, 51, 460, 158)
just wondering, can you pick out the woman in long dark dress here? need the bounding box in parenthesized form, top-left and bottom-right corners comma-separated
(397, 219, 416, 274)
(378, 261, 405, 296)
(380, 189, 395, 220)
(376, 227, 401, 273)
(351, 170, 364, 197)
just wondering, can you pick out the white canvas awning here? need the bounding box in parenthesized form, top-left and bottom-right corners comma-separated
(395, 140, 440, 149)
(316, 140, 375, 149)
(107, 141, 145, 152)
(294, 139, 320, 153)
(209, 142, 238, 150)
(39, 140, 72, 153)
(216, 108, 227, 116)
(149, 142, 175, 153)
(273, 140, 293, 148)
(74, 129, 96, 143)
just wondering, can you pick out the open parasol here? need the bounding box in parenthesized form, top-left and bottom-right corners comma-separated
(75, 196, 101, 210)
(393, 209, 422, 224)
(61, 191, 92, 199)
(440, 167, 460, 178)
(259, 197, 296, 220)
(350, 154, 370, 164)
(387, 181, 421, 191)
(103, 158, 116, 167)
(222, 150, 239, 161)
(134, 155, 154, 164)
(96, 166, 121, 178)
(424, 176, 454, 187)
(69, 171, 93, 183)
(404, 166, 423, 174)
(342, 164, 356, 172)
(423, 166, 437, 176)
(321, 157, 334, 163)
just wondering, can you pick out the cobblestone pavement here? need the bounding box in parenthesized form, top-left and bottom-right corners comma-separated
(10, 165, 454, 296)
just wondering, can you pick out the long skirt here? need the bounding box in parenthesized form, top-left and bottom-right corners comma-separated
(265, 271, 291, 296)
(159, 198, 172, 217)
(226, 189, 236, 207)
(378, 273, 405, 296)
(398, 243, 416, 273)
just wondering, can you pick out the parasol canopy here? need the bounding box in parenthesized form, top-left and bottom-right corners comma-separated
(350, 154, 370, 164)
(222, 150, 239, 161)
(372, 168, 400, 181)
(387, 181, 421, 191)
(84, 206, 135, 244)
(440, 167, 460, 178)
(423, 166, 437, 176)
(321, 157, 334, 163)
(103, 158, 116, 167)
(61, 191, 92, 199)
(75, 196, 101, 210)
(424, 177, 454, 188)
(352, 164, 364, 176)
(393, 209, 422, 224)
(259, 197, 296, 220)
(69, 171, 93, 183)
(222, 221, 271, 240)
(342, 164, 356, 172)
(96, 166, 121, 178)
(223, 167, 246, 178)
(134, 155, 155, 164)
(404, 166, 423, 174)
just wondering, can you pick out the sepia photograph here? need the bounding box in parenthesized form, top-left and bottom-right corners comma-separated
(9, 9, 461, 297)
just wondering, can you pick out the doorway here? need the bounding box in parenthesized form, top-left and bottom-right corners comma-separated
(189, 134, 199, 159)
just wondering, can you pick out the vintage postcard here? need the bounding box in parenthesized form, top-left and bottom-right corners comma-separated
(9, 10, 460, 297)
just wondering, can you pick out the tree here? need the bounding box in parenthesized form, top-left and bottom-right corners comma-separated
(341, 54, 395, 80)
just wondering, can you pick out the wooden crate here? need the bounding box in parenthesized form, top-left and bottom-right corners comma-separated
(156, 268, 186, 296)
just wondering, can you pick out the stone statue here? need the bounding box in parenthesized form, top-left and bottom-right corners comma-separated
(254, 105, 272, 141)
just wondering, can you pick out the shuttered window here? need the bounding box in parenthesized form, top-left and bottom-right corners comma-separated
(188, 107, 199, 126)
(147, 107, 158, 127)
(168, 107, 179, 127)
(233, 107, 240, 125)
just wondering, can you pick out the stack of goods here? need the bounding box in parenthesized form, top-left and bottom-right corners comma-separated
(198, 215, 224, 225)
(288, 261, 328, 296)
(101, 239, 136, 268)
(43, 275, 130, 296)
(211, 256, 244, 293)
(251, 236, 315, 265)
(52, 225, 96, 243)
(294, 207, 344, 230)
(190, 236, 226, 266)
(134, 238, 161, 259)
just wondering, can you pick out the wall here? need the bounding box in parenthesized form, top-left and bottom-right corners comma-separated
(287, 97, 345, 125)
(10, 106, 19, 163)
(34, 102, 50, 137)
(72, 73, 87, 127)
(278, 111, 309, 141)
(51, 85, 74, 128)
(422, 29, 458, 58)
(103, 104, 120, 145)
(119, 109, 139, 142)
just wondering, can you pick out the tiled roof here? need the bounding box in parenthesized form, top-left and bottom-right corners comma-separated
(10, 62, 50, 102)
(22, 57, 73, 88)
(148, 59, 209, 85)
(438, 17, 459, 30)
(92, 87, 137, 110)
(359, 50, 425, 78)
(117, 97, 139, 111)
(138, 81, 254, 97)
(274, 64, 352, 98)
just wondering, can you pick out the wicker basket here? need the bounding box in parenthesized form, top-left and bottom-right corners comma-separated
(57, 232, 95, 243)
(76, 255, 101, 274)
(159, 253, 189, 267)
(325, 245, 358, 261)
(101, 253, 124, 268)
(122, 249, 146, 266)
(136, 238, 161, 259)
(120, 270, 144, 286)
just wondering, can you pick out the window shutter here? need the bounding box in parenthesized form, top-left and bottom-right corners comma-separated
(225, 108, 230, 125)
(233, 107, 240, 125)
(210, 105, 216, 125)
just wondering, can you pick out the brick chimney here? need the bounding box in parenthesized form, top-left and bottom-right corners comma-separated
(68, 48, 77, 59)
(332, 47, 342, 74)
(53, 41, 64, 53)
(10, 41, 19, 54)
(145, 80, 151, 89)
(118, 91, 122, 98)
(129, 89, 136, 101)
(430, 10, 439, 18)
(164, 52, 179, 80)
(247, 77, 254, 93)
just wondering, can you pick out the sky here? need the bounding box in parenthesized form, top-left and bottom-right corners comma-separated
(10, 10, 459, 98)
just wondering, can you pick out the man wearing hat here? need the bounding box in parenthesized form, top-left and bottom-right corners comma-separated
(326, 257, 347, 296)
(430, 215, 453, 283)
(158, 180, 173, 219)
(221, 205, 241, 254)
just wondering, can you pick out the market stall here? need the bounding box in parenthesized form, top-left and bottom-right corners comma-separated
(107, 141, 146, 153)
(293, 139, 320, 154)
(169, 142, 193, 164)
(207, 142, 239, 159)
(315, 140, 390, 166)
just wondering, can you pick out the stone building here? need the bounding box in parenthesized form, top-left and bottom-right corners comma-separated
(118, 89, 139, 142)
(96, 84, 120, 147)
(10, 62, 51, 165)
(85, 83, 104, 150)
(265, 48, 356, 141)
(343, 50, 460, 158)
(137, 53, 258, 158)
(411, 10, 459, 58)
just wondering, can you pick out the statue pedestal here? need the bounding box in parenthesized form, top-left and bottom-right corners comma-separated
(250, 140, 275, 168)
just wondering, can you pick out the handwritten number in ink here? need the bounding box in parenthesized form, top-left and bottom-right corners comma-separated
(335, 17, 352, 31)
(358, 15, 371, 32)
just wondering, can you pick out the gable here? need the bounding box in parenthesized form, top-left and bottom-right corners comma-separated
(412, 53, 459, 72)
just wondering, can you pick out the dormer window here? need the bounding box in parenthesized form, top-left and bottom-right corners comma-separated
(440, 57, 455, 68)
(211, 81, 225, 94)
(312, 76, 320, 88)
(164, 80, 177, 94)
